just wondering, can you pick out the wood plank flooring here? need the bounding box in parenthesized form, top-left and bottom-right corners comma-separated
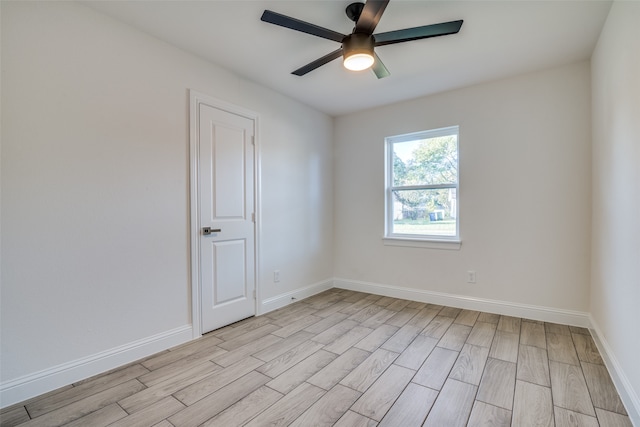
(1, 289, 632, 427)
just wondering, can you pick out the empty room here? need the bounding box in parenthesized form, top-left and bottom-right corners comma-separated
(1, 0, 638, 426)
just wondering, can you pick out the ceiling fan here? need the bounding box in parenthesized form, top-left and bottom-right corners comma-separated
(260, 0, 463, 79)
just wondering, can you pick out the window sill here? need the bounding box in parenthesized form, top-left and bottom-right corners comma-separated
(382, 237, 461, 250)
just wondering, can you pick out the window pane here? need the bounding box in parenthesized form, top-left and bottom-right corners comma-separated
(393, 135, 458, 186)
(391, 188, 457, 236)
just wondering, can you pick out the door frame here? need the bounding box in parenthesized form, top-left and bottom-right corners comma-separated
(189, 90, 261, 338)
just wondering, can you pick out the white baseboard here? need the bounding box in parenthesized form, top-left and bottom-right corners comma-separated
(0, 325, 193, 409)
(589, 316, 640, 426)
(333, 278, 591, 327)
(259, 279, 334, 315)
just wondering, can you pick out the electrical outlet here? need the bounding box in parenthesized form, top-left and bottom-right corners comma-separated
(274, 270, 280, 283)
(467, 270, 476, 283)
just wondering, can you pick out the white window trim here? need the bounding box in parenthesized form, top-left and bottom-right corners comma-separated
(384, 126, 460, 249)
(382, 236, 461, 250)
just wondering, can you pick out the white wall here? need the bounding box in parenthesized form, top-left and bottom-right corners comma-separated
(0, 0, 333, 398)
(334, 62, 592, 313)
(591, 1, 640, 422)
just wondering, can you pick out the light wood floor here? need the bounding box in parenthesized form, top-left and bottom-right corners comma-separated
(1, 289, 632, 427)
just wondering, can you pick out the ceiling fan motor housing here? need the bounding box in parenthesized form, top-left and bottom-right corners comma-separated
(343, 33, 374, 58)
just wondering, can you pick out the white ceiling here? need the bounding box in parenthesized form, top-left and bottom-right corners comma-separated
(83, 0, 612, 116)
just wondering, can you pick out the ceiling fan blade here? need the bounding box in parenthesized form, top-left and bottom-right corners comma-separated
(371, 52, 390, 79)
(292, 48, 344, 76)
(374, 20, 463, 47)
(261, 10, 345, 43)
(355, 0, 389, 34)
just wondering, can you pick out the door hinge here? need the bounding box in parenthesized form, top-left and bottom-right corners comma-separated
(251, 136, 255, 145)
(253, 289, 256, 299)
(251, 213, 255, 223)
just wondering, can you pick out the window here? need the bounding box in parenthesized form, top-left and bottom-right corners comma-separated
(385, 126, 459, 246)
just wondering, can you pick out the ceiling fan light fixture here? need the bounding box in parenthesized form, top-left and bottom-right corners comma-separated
(342, 33, 375, 71)
(344, 52, 375, 71)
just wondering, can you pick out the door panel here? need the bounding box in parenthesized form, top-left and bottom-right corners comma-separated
(199, 102, 255, 333)
(213, 125, 246, 219)
(212, 239, 247, 304)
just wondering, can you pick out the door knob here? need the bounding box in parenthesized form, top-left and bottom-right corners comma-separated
(202, 227, 221, 235)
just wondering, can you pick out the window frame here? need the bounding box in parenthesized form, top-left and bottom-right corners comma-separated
(384, 126, 461, 249)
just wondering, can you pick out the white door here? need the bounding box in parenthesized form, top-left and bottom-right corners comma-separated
(198, 102, 256, 333)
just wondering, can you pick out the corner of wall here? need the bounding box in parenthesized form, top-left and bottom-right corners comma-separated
(589, 316, 640, 426)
